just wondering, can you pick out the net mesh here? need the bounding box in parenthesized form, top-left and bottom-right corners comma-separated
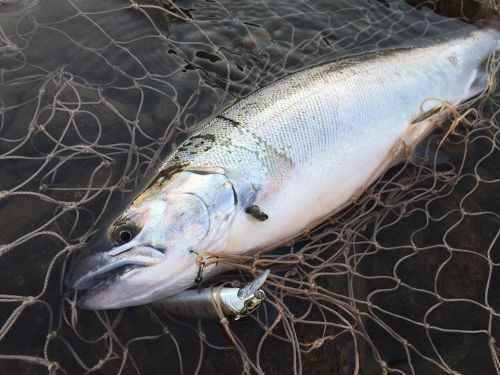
(0, 0, 498, 374)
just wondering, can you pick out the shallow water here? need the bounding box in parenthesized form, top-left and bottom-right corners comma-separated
(0, 0, 498, 374)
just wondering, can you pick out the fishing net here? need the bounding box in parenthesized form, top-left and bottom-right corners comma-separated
(0, 0, 498, 373)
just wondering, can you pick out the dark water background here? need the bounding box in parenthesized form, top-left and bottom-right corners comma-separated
(0, 0, 498, 374)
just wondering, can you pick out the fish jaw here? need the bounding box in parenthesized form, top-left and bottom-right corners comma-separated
(66, 169, 240, 309)
(67, 231, 204, 309)
(67, 210, 206, 309)
(66, 243, 165, 291)
(77, 256, 199, 310)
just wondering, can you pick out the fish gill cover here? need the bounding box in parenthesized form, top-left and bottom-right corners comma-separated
(0, 0, 498, 374)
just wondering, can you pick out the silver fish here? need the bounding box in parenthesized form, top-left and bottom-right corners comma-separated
(67, 23, 499, 309)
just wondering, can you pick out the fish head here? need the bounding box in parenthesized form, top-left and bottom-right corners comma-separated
(66, 169, 238, 309)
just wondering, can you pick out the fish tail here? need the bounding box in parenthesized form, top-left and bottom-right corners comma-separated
(475, 15, 500, 48)
(474, 15, 500, 31)
(474, 14, 500, 73)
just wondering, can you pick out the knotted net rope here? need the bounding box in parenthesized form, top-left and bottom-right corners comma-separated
(0, 0, 498, 373)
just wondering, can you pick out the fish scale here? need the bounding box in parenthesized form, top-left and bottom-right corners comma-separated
(67, 23, 499, 309)
(163, 26, 499, 254)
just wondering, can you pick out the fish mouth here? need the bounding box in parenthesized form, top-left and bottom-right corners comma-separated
(66, 245, 165, 292)
(77, 265, 139, 309)
(72, 260, 143, 291)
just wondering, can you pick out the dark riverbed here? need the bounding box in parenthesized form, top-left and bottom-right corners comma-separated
(0, 0, 498, 374)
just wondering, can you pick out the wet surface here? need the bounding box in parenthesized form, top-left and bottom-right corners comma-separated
(0, 0, 498, 374)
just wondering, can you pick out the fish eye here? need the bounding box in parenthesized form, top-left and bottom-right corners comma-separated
(112, 223, 137, 245)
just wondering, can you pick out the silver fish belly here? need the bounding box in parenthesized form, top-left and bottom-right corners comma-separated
(166, 27, 499, 256)
(66, 25, 499, 309)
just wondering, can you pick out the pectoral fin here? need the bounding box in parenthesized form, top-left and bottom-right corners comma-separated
(245, 204, 269, 221)
(410, 105, 443, 125)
